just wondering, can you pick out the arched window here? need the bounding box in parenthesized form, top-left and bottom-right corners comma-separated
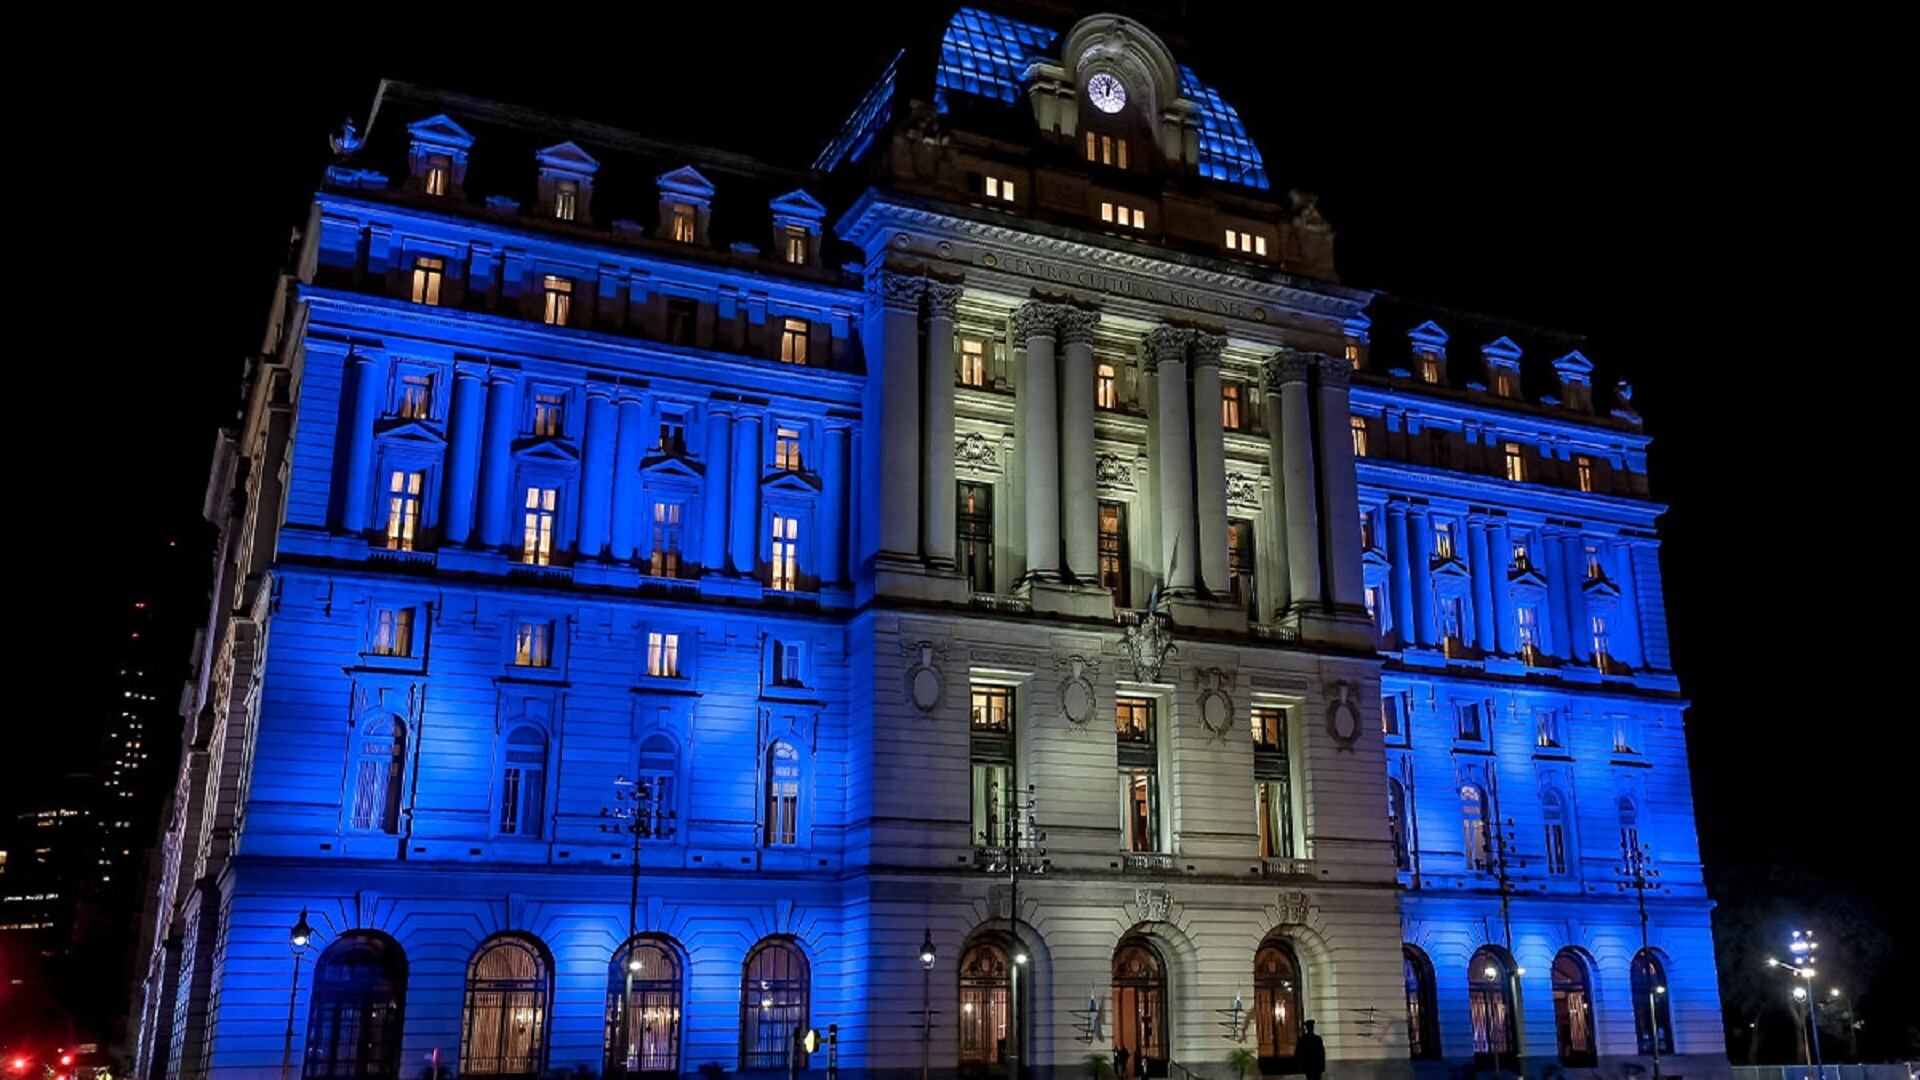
(1388, 778, 1411, 871)
(1254, 937, 1303, 1068)
(303, 933, 406, 1080)
(1631, 949, 1674, 1055)
(958, 938, 1011, 1066)
(1403, 946, 1439, 1060)
(1112, 936, 1168, 1076)
(349, 716, 407, 834)
(635, 734, 679, 841)
(1542, 789, 1570, 875)
(460, 936, 550, 1077)
(1461, 784, 1491, 870)
(497, 727, 547, 838)
(740, 937, 809, 1070)
(1468, 946, 1519, 1070)
(1552, 949, 1597, 1066)
(605, 936, 683, 1077)
(765, 742, 802, 847)
(1618, 797, 1642, 860)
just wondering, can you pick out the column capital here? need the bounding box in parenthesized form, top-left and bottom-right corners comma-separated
(1142, 325, 1188, 372)
(1188, 331, 1225, 368)
(924, 280, 963, 320)
(1314, 351, 1351, 389)
(452, 359, 490, 381)
(485, 364, 521, 387)
(1012, 301, 1061, 346)
(1263, 347, 1317, 388)
(868, 269, 925, 313)
(585, 381, 617, 403)
(1058, 307, 1101, 347)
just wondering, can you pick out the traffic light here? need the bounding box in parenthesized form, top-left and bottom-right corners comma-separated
(9, 1057, 29, 1073)
(59, 1057, 75, 1068)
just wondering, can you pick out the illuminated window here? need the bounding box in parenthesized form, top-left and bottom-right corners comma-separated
(522, 486, 558, 565)
(1221, 382, 1245, 430)
(372, 608, 414, 658)
(784, 225, 808, 265)
(349, 717, 407, 833)
(1536, 708, 1562, 749)
(1224, 229, 1267, 256)
(1345, 340, 1363, 370)
(1591, 615, 1612, 669)
(1251, 704, 1286, 753)
(779, 318, 810, 364)
(1098, 501, 1129, 606)
(1085, 130, 1128, 168)
(1512, 538, 1534, 571)
(959, 337, 988, 387)
(670, 203, 696, 243)
(424, 158, 449, 196)
(1417, 350, 1441, 384)
(532, 393, 565, 438)
(513, 621, 552, 668)
(398, 373, 434, 420)
(1096, 362, 1118, 408)
(770, 514, 799, 591)
(765, 743, 801, 846)
(650, 502, 684, 579)
(774, 427, 803, 471)
(410, 256, 444, 306)
(1585, 544, 1604, 581)
(984, 175, 1016, 202)
(542, 276, 572, 327)
(1099, 202, 1146, 229)
(496, 728, 548, 838)
(1350, 415, 1370, 457)
(384, 470, 424, 551)
(1492, 368, 1517, 398)
(1461, 784, 1491, 870)
(1517, 605, 1543, 664)
(739, 938, 809, 1069)
(1576, 455, 1595, 493)
(957, 481, 994, 593)
(1360, 509, 1377, 551)
(1503, 442, 1527, 482)
(1433, 520, 1455, 561)
(647, 632, 681, 678)
(1365, 585, 1382, 629)
(1381, 692, 1407, 739)
(553, 179, 578, 222)
(971, 684, 1013, 733)
(1116, 696, 1154, 744)
(1227, 519, 1256, 612)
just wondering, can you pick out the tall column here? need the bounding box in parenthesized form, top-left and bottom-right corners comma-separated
(578, 385, 617, 561)
(1488, 518, 1516, 654)
(1312, 354, 1366, 609)
(339, 349, 385, 535)
(1611, 540, 1644, 668)
(1059, 309, 1101, 583)
(608, 394, 645, 563)
(441, 362, 486, 545)
(1467, 515, 1496, 650)
(870, 272, 923, 560)
(699, 406, 732, 572)
(1387, 502, 1414, 647)
(1016, 303, 1061, 580)
(476, 369, 520, 549)
(1408, 507, 1435, 647)
(1561, 532, 1590, 661)
(1189, 332, 1229, 597)
(1541, 528, 1574, 657)
(1261, 397, 1293, 619)
(1149, 327, 1195, 592)
(921, 282, 961, 567)
(730, 412, 763, 577)
(820, 425, 849, 586)
(1267, 350, 1321, 609)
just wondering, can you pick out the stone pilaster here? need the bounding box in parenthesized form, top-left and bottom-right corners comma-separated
(1015, 302, 1061, 580)
(1266, 350, 1320, 611)
(1312, 353, 1367, 612)
(1148, 326, 1195, 592)
(871, 270, 924, 561)
(577, 384, 616, 560)
(730, 411, 763, 577)
(820, 425, 850, 587)
(609, 394, 645, 563)
(339, 349, 384, 535)
(1058, 307, 1100, 582)
(1387, 502, 1414, 647)
(440, 362, 486, 545)
(476, 368, 520, 550)
(1189, 332, 1229, 597)
(699, 405, 732, 573)
(921, 282, 962, 567)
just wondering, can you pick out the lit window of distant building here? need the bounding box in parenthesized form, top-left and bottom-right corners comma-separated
(1350, 415, 1370, 457)
(553, 179, 578, 222)
(424, 157, 450, 197)
(1099, 201, 1146, 229)
(1417, 350, 1441, 384)
(775, 427, 803, 471)
(984, 175, 1016, 202)
(1085, 131, 1128, 168)
(532, 393, 565, 438)
(1576, 455, 1595, 493)
(784, 225, 808, 265)
(770, 515, 800, 591)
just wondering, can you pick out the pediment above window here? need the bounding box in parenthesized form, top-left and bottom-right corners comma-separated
(1430, 556, 1470, 580)
(657, 165, 716, 202)
(1581, 575, 1621, 600)
(512, 439, 581, 466)
(374, 418, 446, 445)
(1509, 566, 1549, 590)
(763, 470, 822, 494)
(770, 188, 827, 229)
(1408, 320, 1449, 351)
(639, 454, 704, 480)
(407, 113, 474, 154)
(536, 141, 599, 179)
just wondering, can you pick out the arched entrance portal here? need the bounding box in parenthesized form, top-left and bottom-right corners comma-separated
(1253, 937, 1303, 1072)
(1112, 937, 1168, 1078)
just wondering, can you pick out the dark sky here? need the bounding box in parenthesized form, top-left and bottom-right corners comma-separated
(24, 6, 1908, 1055)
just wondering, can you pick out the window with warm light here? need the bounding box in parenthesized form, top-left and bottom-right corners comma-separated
(649, 502, 684, 579)
(1099, 202, 1146, 229)
(1417, 350, 1441, 384)
(1576, 455, 1595, 493)
(514, 621, 553, 668)
(971, 684, 1013, 733)
(553, 179, 578, 222)
(1098, 501, 1129, 606)
(1224, 229, 1267, 256)
(1116, 696, 1154, 744)
(959, 337, 988, 387)
(372, 608, 414, 658)
(1591, 615, 1612, 669)
(1585, 543, 1604, 581)
(769, 515, 799, 591)
(1350, 415, 1370, 457)
(957, 481, 994, 594)
(984, 175, 1016, 202)
(532, 393, 565, 438)
(1252, 704, 1295, 859)
(424, 158, 449, 196)
(1096, 363, 1118, 409)
(522, 486, 558, 565)
(646, 631, 681, 678)
(1503, 442, 1526, 482)
(774, 427, 803, 471)
(1085, 130, 1128, 168)
(398, 373, 434, 420)
(542, 276, 572, 326)
(670, 203, 696, 243)
(384, 470, 423, 551)
(784, 225, 808, 265)
(1344, 340, 1362, 370)
(657, 415, 688, 455)
(1492, 368, 1517, 398)
(779, 318, 809, 364)
(1433, 520, 1456, 561)
(410, 257, 444, 306)
(1221, 382, 1245, 430)
(1359, 509, 1377, 551)
(1517, 605, 1543, 663)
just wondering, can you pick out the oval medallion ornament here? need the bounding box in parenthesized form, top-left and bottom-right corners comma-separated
(1324, 680, 1363, 751)
(910, 666, 944, 713)
(1062, 676, 1096, 727)
(1199, 689, 1233, 737)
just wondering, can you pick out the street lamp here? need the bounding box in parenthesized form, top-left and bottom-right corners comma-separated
(281, 907, 313, 1080)
(1617, 838, 1663, 1080)
(920, 929, 937, 1080)
(1768, 930, 1825, 1080)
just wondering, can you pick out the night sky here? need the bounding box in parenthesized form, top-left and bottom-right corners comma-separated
(22, 6, 1910, 1056)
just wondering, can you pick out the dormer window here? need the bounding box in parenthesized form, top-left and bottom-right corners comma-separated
(671, 203, 696, 243)
(1345, 340, 1364, 370)
(1418, 350, 1442, 384)
(784, 225, 808, 265)
(1225, 230, 1268, 257)
(542, 276, 572, 327)
(536, 141, 598, 224)
(424, 157, 450, 197)
(984, 176, 1016, 203)
(768, 188, 826, 269)
(1492, 368, 1517, 398)
(1085, 131, 1129, 169)
(406, 115, 473, 199)
(553, 180, 578, 222)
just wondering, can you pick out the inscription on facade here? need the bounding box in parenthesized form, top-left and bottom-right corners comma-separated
(996, 254, 1267, 322)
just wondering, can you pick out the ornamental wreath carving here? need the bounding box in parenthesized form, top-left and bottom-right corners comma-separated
(901, 639, 948, 716)
(1193, 667, 1236, 742)
(1324, 680, 1363, 751)
(1134, 887, 1173, 923)
(1095, 452, 1133, 485)
(1057, 654, 1099, 728)
(1225, 471, 1260, 509)
(956, 432, 999, 470)
(1121, 587, 1177, 684)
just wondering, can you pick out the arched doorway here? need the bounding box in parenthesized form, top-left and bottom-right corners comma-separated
(1468, 946, 1519, 1072)
(1403, 946, 1439, 1060)
(303, 933, 406, 1080)
(1112, 937, 1168, 1079)
(958, 938, 1011, 1069)
(740, 936, 810, 1070)
(1253, 937, 1303, 1072)
(1631, 949, 1674, 1055)
(459, 935, 550, 1078)
(1552, 949, 1597, 1066)
(605, 936, 684, 1078)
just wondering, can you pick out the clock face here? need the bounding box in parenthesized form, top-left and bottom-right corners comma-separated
(1086, 72, 1127, 114)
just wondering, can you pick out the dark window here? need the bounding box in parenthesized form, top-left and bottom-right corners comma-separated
(1404, 946, 1440, 1059)
(304, 934, 407, 1080)
(739, 939, 809, 1070)
(665, 299, 698, 346)
(1631, 950, 1674, 1055)
(1227, 519, 1256, 613)
(958, 482, 995, 593)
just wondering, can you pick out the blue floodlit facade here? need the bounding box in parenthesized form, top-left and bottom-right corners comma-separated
(131, 11, 1722, 1080)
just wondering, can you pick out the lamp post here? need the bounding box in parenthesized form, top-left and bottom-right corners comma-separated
(1486, 770, 1526, 1080)
(602, 775, 675, 1077)
(281, 908, 313, 1080)
(1616, 837, 1663, 1080)
(920, 929, 937, 1080)
(1768, 930, 1825, 1080)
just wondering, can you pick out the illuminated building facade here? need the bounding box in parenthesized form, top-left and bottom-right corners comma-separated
(130, 10, 1723, 1080)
